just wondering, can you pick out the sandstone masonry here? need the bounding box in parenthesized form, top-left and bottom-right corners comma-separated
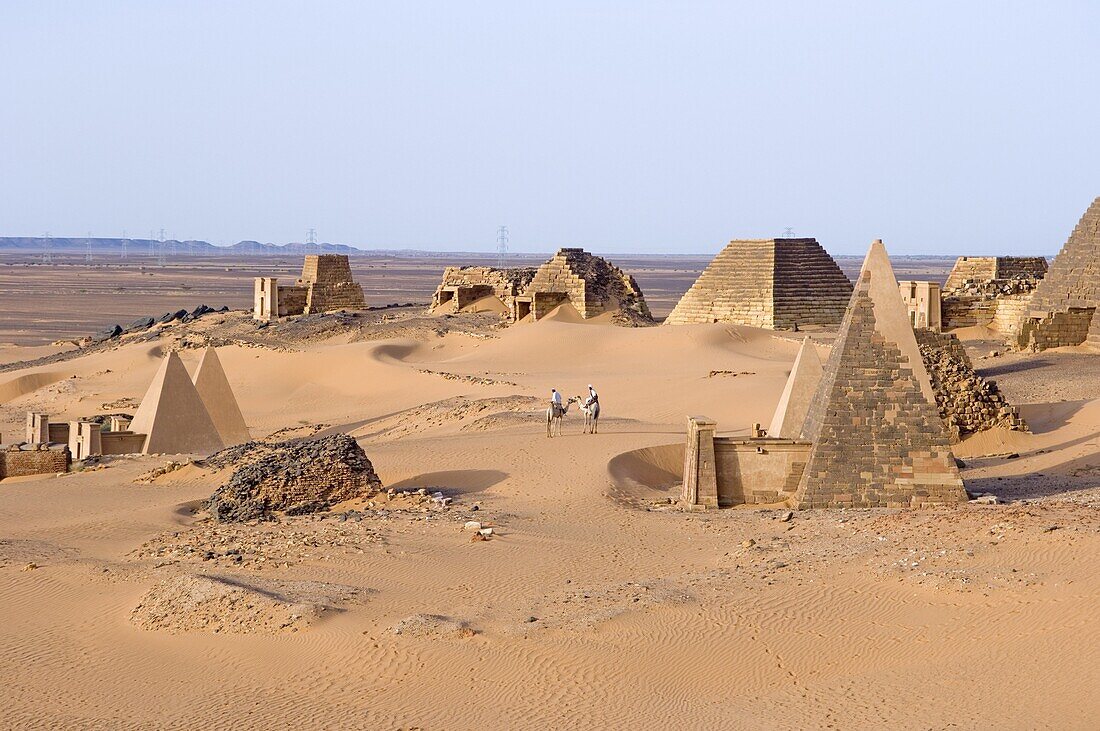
(666, 238, 852, 329)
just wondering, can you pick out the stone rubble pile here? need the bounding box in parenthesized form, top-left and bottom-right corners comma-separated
(206, 433, 383, 522)
(916, 330, 1028, 440)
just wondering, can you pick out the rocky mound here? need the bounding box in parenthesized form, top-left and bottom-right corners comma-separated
(391, 613, 476, 639)
(206, 433, 382, 522)
(128, 576, 360, 633)
(130, 574, 325, 635)
(917, 330, 1028, 441)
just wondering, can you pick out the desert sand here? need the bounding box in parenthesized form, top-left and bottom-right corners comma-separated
(2, 290, 1099, 729)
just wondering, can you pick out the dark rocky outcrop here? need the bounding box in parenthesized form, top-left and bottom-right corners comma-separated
(205, 434, 383, 522)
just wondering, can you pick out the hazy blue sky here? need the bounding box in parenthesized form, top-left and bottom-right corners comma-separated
(2, 2, 1097, 255)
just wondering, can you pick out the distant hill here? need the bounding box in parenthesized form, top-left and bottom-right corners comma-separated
(0, 237, 372, 256)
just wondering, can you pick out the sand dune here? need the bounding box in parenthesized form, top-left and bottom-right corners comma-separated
(1, 311, 1099, 729)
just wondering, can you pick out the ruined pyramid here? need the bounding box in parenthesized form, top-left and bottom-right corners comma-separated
(193, 346, 251, 446)
(665, 238, 852, 329)
(768, 336, 823, 439)
(793, 240, 965, 509)
(1028, 196, 1100, 315)
(129, 351, 224, 455)
(1017, 197, 1100, 350)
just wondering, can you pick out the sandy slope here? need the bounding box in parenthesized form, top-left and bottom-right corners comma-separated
(1, 316, 1099, 730)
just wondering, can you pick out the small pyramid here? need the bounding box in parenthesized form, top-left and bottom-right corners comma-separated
(193, 346, 251, 446)
(768, 337, 823, 439)
(129, 351, 224, 455)
(793, 240, 965, 509)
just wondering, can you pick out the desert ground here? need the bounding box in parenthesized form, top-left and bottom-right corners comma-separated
(2, 258, 1099, 729)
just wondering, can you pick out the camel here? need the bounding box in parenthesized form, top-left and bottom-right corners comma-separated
(576, 396, 600, 434)
(546, 397, 577, 437)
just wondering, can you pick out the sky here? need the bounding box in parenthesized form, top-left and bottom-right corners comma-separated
(1, 1, 1098, 256)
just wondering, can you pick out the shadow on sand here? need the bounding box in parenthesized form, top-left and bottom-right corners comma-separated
(387, 469, 508, 496)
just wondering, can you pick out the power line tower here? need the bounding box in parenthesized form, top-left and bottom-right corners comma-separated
(42, 232, 53, 265)
(496, 225, 509, 268)
(85, 231, 93, 264)
(307, 228, 317, 245)
(157, 229, 167, 267)
(780, 227, 797, 239)
(121, 230, 128, 259)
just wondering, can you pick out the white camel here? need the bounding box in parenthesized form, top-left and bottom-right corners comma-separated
(546, 397, 578, 437)
(576, 395, 600, 434)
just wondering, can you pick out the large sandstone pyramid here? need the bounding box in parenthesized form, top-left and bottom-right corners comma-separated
(767, 336, 823, 439)
(192, 347, 251, 447)
(1028, 197, 1100, 315)
(130, 351, 224, 455)
(793, 240, 965, 509)
(665, 238, 852, 329)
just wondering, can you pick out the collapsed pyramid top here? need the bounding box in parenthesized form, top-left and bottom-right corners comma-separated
(665, 238, 852, 329)
(193, 347, 251, 447)
(129, 351, 224, 456)
(523, 248, 652, 323)
(1028, 196, 1100, 315)
(794, 240, 965, 509)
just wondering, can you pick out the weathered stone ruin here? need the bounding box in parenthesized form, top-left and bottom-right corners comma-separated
(514, 248, 652, 324)
(1017, 197, 1100, 350)
(794, 241, 966, 508)
(941, 256, 1048, 333)
(430, 266, 536, 315)
(915, 330, 1027, 441)
(205, 433, 383, 522)
(254, 254, 366, 320)
(944, 256, 1049, 291)
(665, 238, 852, 329)
(0, 439, 69, 480)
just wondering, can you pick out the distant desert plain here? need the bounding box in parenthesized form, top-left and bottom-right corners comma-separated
(2, 249, 1099, 730)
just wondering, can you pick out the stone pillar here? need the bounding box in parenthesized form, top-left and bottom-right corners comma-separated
(681, 416, 718, 510)
(27, 412, 49, 444)
(254, 277, 278, 320)
(69, 421, 103, 460)
(109, 415, 131, 432)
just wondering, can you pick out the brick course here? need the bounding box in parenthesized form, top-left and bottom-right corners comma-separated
(665, 239, 852, 329)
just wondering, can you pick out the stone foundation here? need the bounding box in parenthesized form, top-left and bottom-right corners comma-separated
(1, 444, 70, 479)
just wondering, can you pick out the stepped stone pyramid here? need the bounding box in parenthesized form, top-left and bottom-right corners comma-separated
(768, 336, 823, 439)
(666, 238, 852, 329)
(1019, 197, 1100, 349)
(793, 240, 965, 509)
(299, 254, 366, 314)
(193, 347, 251, 447)
(129, 351, 224, 455)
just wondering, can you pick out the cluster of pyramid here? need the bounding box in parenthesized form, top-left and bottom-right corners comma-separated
(769, 241, 967, 509)
(129, 347, 250, 455)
